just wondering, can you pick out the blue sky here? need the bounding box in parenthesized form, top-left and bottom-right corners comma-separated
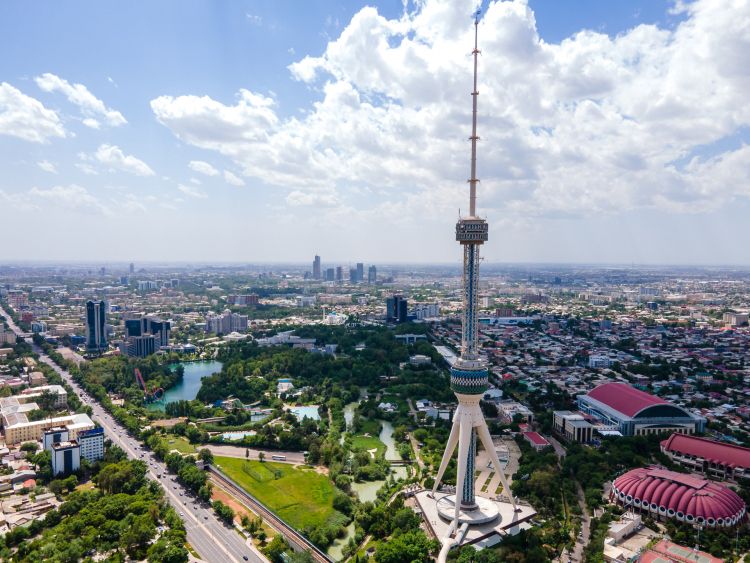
(1, 0, 749, 265)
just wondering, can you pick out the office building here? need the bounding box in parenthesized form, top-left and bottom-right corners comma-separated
(85, 300, 107, 351)
(125, 316, 170, 347)
(228, 294, 259, 306)
(51, 441, 80, 476)
(336, 266, 343, 282)
(660, 433, 750, 481)
(386, 295, 408, 323)
(553, 410, 594, 443)
(129, 262, 135, 274)
(577, 382, 705, 436)
(313, 255, 321, 279)
(368, 265, 377, 284)
(413, 302, 439, 320)
(120, 276, 129, 285)
(356, 263, 364, 282)
(137, 280, 158, 291)
(120, 334, 157, 358)
(325, 268, 335, 282)
(43, 426, 69, 451)
(78, 427, 105, 461)
(205, 310, 248, 335)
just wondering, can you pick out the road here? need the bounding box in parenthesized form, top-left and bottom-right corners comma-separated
(203, 443, 306, 465)
(0, 305, 263, 563)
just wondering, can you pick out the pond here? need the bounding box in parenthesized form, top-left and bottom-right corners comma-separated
(147, 360, 222, 411)
(326, 522, 355, 561)
(221, 430, 257, 441)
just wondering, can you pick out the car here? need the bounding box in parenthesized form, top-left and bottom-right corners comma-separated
(243, 557, 249, 561)
(204, 515, 208, 520)
(180, 512, 184, 517)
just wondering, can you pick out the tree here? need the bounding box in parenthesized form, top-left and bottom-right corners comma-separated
(258, 451, 265, 463)
(263, 535, 290, 562)
(212, 500, 235, 525)
(375, 530, 438, 563)
(198, 448, 214, 465)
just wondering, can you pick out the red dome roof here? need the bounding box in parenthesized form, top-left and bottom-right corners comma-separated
(611, 466, 746, 527)
(587, 382, 668, 417)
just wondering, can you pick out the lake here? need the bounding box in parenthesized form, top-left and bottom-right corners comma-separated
(148, 360, 223, 411)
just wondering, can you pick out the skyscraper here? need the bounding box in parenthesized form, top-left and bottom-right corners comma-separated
(386, 295, 408, 323)
(85, 300, 107, 351)
(368, 265, 377, 284)
(129, 262, 135, 274)
(313, 255, 321, 279)
(356, 262, 364, 283)
(335, 266, 343, 282)
(431, 14, 517, 542)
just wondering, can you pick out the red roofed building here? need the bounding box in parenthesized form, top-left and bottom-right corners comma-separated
(523, 431, 551, 451)
(577, 382, 705, 436)
(611, 466, 745, 528)
(661, 433, 750, 481)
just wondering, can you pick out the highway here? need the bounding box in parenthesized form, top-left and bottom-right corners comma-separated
(0, 305, 264, 563)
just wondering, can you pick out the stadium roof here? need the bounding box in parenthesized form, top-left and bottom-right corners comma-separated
(662, 433, 750, 469)
(587, 382, 668, 418)
(612, 466, 745, 527)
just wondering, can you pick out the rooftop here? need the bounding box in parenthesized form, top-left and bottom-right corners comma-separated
(662, 433, 750, 469)
(586, 382, 668, 418)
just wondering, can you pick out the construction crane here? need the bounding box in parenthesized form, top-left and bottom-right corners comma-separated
(134, 368, 164, 403)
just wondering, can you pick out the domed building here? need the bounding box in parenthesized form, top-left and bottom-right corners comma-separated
(611, 466, 745, 527)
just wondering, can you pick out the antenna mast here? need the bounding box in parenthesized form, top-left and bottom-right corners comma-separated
(468, 10, 481, 217)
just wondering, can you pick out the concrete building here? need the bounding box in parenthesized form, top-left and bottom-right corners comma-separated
(368, 265, 377, 284)
(77, 427, 104, 461)
(120, 334, 157, 357)
(313, 255, 321, 279)
(553, 410, 595, 443)
(660, 433, 750, 481)
(42, 427, 69, 452)
(50, 441, 80, 476)
(18, 385, 68, 409)
(3, 413, 95, 445)
(386, 295, 408, 323)
(577, 382, 705, 436)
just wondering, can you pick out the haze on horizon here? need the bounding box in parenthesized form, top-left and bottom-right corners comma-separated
(1, 0, 749, 266)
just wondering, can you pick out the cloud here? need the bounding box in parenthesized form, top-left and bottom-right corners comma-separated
(34, 73, 126, 127)
(224, 170, 245, 186)
(0, 82, 66, 143)
(177, 183, 208, 199)
(29, 184, 111, 215)
(37, 160, 57, 174)
(150, 0, 750, 223)
(286, 189, 338, 207)
(246, 13, 262, 25)
(93, 144, 155, 176)
(75, 162, 98, 175)
(188, 160, 219, 176)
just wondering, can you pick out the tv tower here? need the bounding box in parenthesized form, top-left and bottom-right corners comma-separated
(431, 11, 517, 538)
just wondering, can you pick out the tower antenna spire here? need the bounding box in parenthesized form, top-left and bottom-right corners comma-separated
(468, 9, 481, 217)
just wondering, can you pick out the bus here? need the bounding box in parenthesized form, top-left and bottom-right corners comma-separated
(271, 455, 286, 461)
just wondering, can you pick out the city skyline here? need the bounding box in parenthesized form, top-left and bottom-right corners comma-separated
(2, 0, 750, 265)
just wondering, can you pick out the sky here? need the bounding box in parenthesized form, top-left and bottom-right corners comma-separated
(1, 0, 749, 266)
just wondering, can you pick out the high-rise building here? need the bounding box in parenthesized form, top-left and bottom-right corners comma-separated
(125, 316, 170, 347)
(356, 263, 364, 282)
(368, 265, 377, 284)
(325, 268, 335, 282)
(120, 334, 157, 357)
(336, 266, 343, 282)
(85, 300, 107, 351)
(313, 255, 321, 279)
(349, 268, 358, 283)
(386, 295, 408, 323)
(129, 262, 135, 274)
(431, 16, 519, 539)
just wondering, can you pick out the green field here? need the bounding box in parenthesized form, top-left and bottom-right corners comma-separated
(214, 457, 343, 530)
(166, 437, 196, 454)
(351, 435, 386, 457)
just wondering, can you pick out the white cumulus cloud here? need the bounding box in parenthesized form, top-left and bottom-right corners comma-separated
(149, 0, 750, 220)
(29, 184, 111, 215)
(93, 144, 155, 176)
(223, 170, 245, 186)
(35, 73, 126, 127)
(177, 184, 208, 199)
(37, 160, 58, 174)
(0, 82, 66, 143)
(188, 160, 220, 176)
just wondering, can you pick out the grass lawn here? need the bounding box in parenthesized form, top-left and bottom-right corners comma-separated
(214, 457, 343, 531)
(167, 436, 196, 454)
(351, 435, 386, 458)
(351, 418, 386, 457)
